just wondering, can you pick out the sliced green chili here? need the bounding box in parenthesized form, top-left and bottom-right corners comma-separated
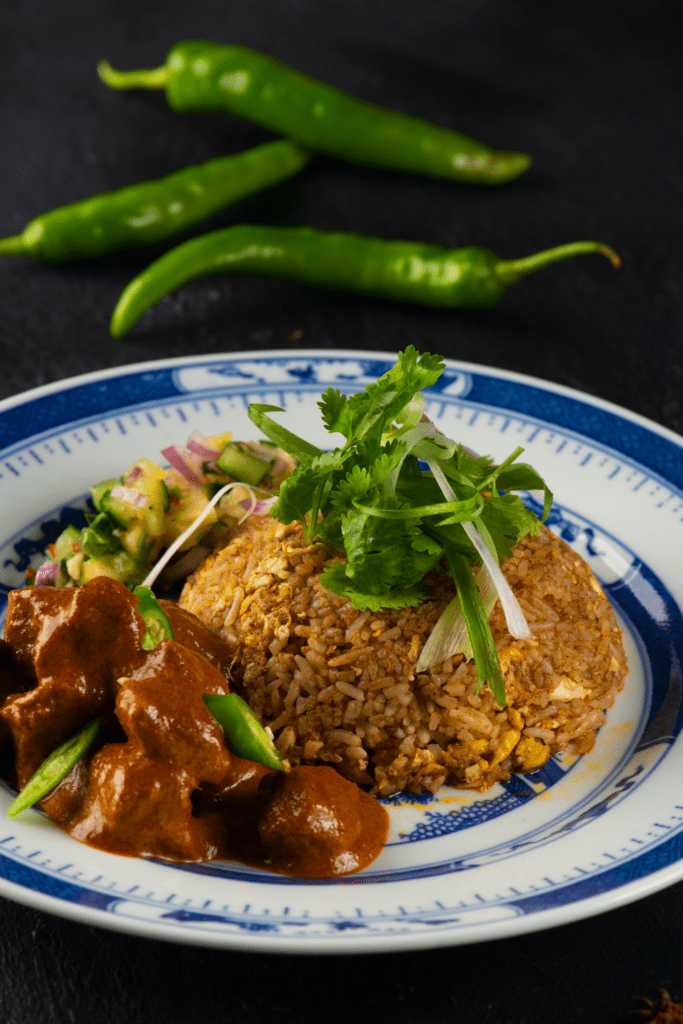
(203, 693, 284, 771)
(98, 40, 531, 186)
(0, 140, 310, 263)
(133, 585, 174, 650)
(6, 717, 103, 818)
(109, 225, 620, 338)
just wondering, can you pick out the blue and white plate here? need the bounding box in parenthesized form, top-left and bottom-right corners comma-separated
(0, 349, 682, 953)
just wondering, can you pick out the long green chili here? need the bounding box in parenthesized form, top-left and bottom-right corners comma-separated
(133, 586, 174, 650)
(98, 40, 531, 186)
(0, 140, 310, 263)
(109, 224, 620, 337)
(203, 693, 284, 771)
(6, 718, 103, 818)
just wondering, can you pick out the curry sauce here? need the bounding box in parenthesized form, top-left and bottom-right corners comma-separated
(0, 577, 388, 877)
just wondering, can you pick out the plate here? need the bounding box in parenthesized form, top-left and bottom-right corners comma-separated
(0, 349, 682, 954)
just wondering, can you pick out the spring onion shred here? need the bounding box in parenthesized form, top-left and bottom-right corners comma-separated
(420, 454, 532, 648)
(462, 520, 532, 639)
(416, 564, 497, 672)
(141, 482, 274, 589)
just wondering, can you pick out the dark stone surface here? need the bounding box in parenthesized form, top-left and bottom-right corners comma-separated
(1, 0, 681, 1020)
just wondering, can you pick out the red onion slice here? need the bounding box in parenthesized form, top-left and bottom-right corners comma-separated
(252, 496, 278, 516)
(186, 430, 223, 462)
(161, 445, 205, 485)
(35, 561, 61, 586)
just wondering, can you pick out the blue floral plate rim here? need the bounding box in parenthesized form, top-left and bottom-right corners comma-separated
(0, 348, 681, 954)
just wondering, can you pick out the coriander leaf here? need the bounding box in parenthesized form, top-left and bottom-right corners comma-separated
(341, 389, 400, 455)
(331, 463, 375, 506)
(379, 346, 444, 402)
(425, 520, 479, 561)
(307, 448, 348, 473)
(411, 533, 444, 557)
(392, 392, 425, 431)
(318, 388, 354, 438)
(341, 503, 443, 593)
(272, 465, 322, 526)
(335, 347, 444, 452)
(320, 562, 426, 611)
(479, 493, 541, 562)
(269, 448, 349, 539)
(394, 472, 456, 507)
(342, 538, 443, 590)
(495, 463, 553, 520)
(330, 443, 406, 507)
(316, 510, 345, 549)
(452, 447, 495, 481)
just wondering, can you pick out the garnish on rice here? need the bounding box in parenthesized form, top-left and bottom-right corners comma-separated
(248, 346, 552, 707)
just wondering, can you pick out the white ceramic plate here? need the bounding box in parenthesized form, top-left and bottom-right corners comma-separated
(0, 349, 682, 953)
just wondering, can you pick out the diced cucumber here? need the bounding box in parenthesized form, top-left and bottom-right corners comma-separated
(81, 551, 146, 586)
(81, 513, 121, 558)
(90, 479, 120, 513)
(54, 565, 71, 587)
(120, 522, 152, 560)
(66, 551, 85, 582)
(52, 525, 82, 562)
(99, 490, 142, 530)
(216, 442, 274, 486)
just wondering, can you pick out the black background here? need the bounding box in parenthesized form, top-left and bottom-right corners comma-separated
(1, 1, 682, 1021)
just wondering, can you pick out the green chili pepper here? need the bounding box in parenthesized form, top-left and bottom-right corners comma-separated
(109, 224, 620, 338)
(133, 585, 175, 650)
(6, 717, 103, 818)
(0, 140, 310, 263)
(97, 41, 531, 186)
(203, 693, 284, 771)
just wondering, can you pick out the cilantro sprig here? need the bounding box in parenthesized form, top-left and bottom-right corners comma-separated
(248, 347, 552, 707)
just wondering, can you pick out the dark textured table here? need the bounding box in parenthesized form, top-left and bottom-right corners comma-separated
(1, 1, 681, 1021)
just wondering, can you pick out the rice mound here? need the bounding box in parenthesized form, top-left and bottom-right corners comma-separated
(179, 515, 628, 796)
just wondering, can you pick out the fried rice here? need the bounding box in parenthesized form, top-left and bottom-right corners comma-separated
(179, 514, 628, 796)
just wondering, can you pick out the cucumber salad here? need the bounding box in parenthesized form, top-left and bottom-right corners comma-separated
(30, 431, 295, 590)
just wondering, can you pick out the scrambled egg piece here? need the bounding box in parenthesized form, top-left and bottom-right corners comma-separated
(549, 676, 588, 702)
(489, 727, 522, 768)
(515, 735, 551, 772)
